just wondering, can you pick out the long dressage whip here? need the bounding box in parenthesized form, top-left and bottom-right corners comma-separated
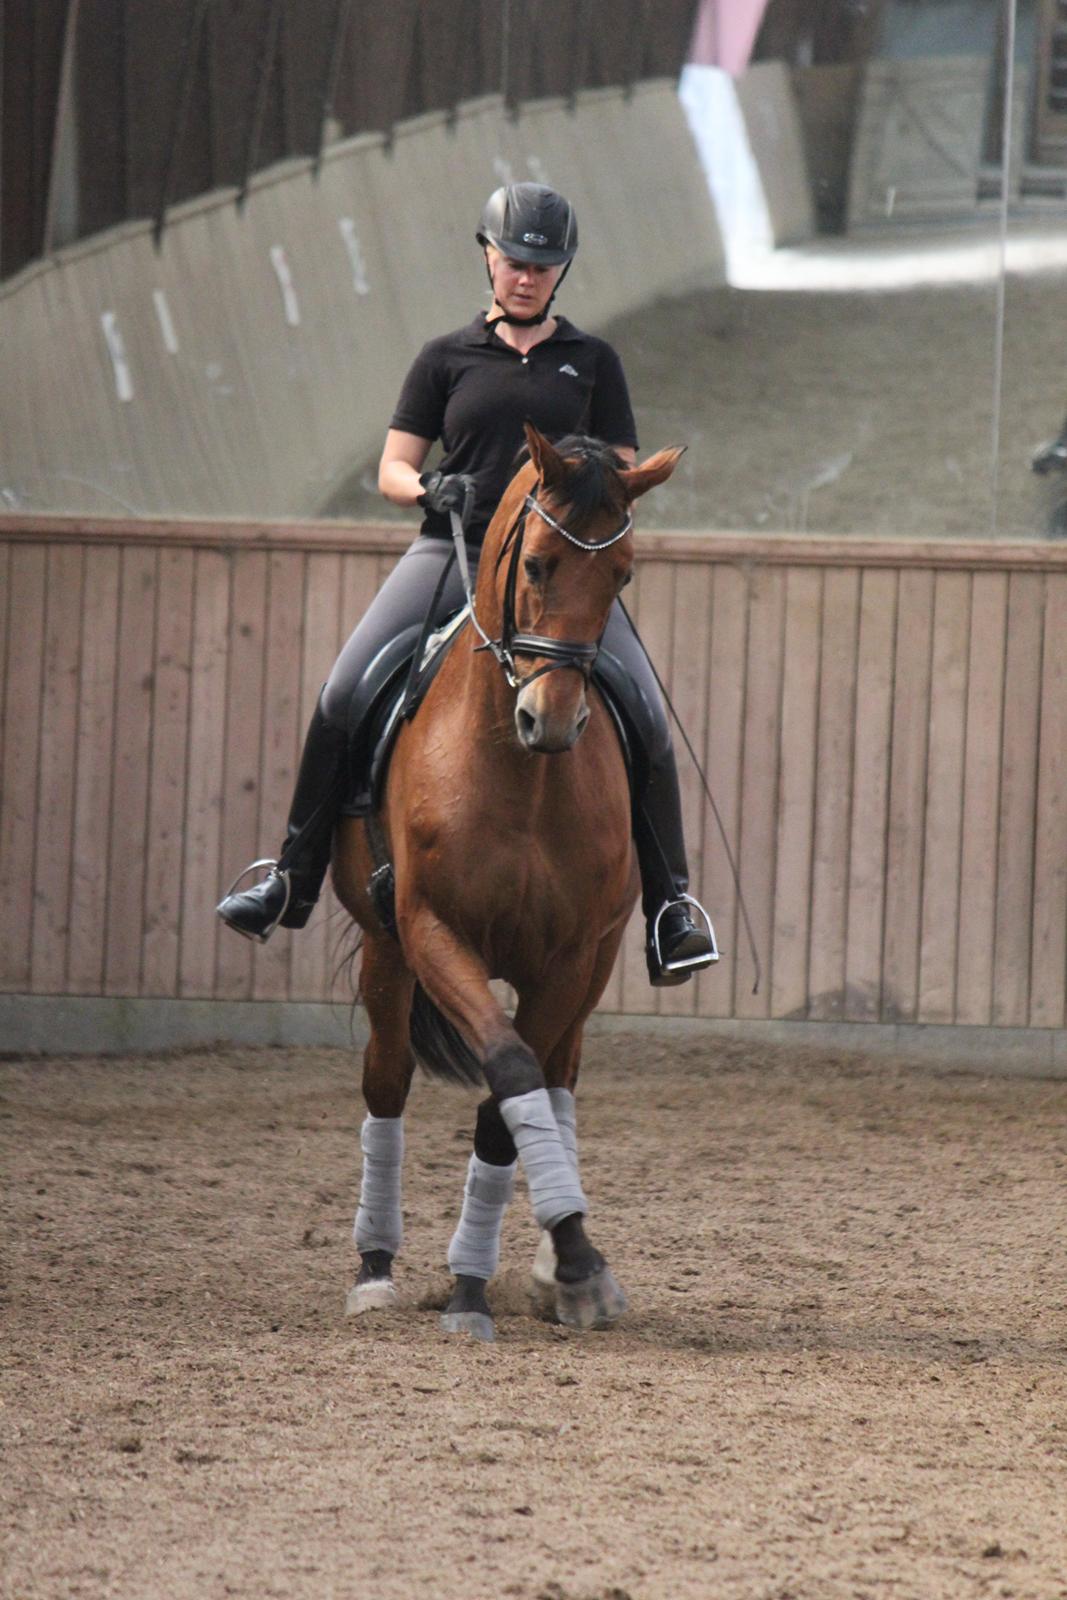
(619, 599, 763, 996)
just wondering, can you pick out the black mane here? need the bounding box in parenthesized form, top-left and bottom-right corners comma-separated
(519, 433, 628, 538)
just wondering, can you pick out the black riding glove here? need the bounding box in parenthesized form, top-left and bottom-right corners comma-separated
(418, 471, 476, 523)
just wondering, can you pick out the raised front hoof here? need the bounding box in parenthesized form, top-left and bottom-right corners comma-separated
(345, 1277, 398, 1316)
(440, 1310, 496, 1342)
(555, 1266, 628, 1332)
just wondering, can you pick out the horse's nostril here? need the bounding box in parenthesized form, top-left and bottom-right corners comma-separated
(516, 705, 538, 745)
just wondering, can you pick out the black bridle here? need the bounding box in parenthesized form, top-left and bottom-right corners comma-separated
(452, 485, 633, 691)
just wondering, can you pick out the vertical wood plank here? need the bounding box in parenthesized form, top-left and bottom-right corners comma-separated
(956, 572, 1008, 1025)
(844, 570, 897, 1020)
(215, 553, 269, 1001)
(917, 572, 970, 1022)
(808, 568, 860, 1020)
(0, 544, 9, 974)
(179, 551, 231, 997)
(30, 547, 84, 992)
(141, 549, 195, 996)
(103, 549, 157, 996)
(700, 563, 748, 1019)
(661, 561, 713, 1019)
(251, 549, 307, 1001)
(735, 566, 786, 1018)
(1030, 574, 1067, 1027)
(68, 548, 121, 993)
(620, 560, 673, 1016)
(289, 552, 343, 1002)
(0, 545, 8, 779)
(770, 567, 821, 1019)
(993, 573, 1044, 1027)
(882, 569, 935, 1022)
(0, 548, 46, 990)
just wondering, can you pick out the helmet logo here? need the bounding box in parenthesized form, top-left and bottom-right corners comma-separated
(522, 231, 548, 245)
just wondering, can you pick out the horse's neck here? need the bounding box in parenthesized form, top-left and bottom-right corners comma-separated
(456, 617, 522, 744)
(472, 477, 529, 633)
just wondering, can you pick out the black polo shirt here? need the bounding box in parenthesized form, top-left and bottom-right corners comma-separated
(389, 312, 639, 545)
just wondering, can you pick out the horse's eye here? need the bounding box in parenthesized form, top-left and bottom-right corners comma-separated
(620, 570, 633, 590)
(524, 556, 545, 584)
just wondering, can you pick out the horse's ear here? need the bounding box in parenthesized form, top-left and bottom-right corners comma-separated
(524, 422, 567, 490)
(618, 445, 687, 502)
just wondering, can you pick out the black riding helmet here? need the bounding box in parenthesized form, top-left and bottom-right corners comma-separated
(476, 182, 578, 325)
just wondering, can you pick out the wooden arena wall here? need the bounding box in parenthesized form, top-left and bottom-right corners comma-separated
(3, 516, 1066, 1042)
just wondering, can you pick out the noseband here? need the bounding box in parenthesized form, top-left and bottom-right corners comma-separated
(452, 484, 632, 692)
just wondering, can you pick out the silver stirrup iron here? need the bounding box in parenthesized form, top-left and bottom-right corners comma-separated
(652, 894, 721, 973)
(219, 857, 292, 943)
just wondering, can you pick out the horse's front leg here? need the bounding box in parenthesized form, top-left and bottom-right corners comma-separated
(406, 909, 624, 1333)
(346, 931, 416, 1316)
(518, 925, 631, 1328)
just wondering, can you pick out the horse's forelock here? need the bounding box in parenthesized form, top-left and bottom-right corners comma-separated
(518, 434, 627, 541)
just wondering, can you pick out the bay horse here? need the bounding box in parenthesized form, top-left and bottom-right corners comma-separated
(332, 424, 683, 1339)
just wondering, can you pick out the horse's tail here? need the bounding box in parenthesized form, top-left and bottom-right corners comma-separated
(409, 981, 484, 1087)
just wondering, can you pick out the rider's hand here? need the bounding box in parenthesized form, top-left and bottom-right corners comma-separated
(418, 470, 476, 521)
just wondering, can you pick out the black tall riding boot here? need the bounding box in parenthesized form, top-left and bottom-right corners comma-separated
(216, 695, 349, 943)
(634, 747, 719, 987)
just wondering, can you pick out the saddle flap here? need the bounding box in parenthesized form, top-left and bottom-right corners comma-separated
(340, 609, 470, 817)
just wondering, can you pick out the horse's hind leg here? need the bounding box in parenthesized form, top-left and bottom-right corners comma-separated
(441, 1098, 517, 1342)
(346, 932, 416, 1316)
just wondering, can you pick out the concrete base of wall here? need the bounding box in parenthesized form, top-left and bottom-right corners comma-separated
(587, 1013, 1067, 1079)
(3, 995, 1064, 1078)
(0, 996, 368, 1057)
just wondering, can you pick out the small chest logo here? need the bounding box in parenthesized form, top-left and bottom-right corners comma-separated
(559, 363, 579, 378)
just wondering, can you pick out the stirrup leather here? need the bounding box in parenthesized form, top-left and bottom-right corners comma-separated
(219, 857, 292, 942)
(651, 894, 721, 973)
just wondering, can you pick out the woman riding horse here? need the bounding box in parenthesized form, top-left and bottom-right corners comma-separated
(217, 182, 716, 986)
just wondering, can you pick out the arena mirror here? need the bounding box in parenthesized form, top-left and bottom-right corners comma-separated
(325, 0, 1034, 547)
(0, 0, 1040, 546)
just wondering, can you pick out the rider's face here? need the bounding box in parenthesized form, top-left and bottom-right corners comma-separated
(486, 246, 563, 318)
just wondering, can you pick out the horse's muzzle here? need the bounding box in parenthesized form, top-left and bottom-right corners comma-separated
(514, 680, 591, 753)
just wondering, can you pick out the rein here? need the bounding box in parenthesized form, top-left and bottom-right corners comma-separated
(449, 485, 632, 691)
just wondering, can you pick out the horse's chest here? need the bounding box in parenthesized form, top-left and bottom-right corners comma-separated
(409, 784, 627, 937)
(390, 704, 634, 956)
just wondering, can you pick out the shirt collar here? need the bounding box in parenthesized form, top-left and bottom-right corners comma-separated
(463, 311, 583, 347)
